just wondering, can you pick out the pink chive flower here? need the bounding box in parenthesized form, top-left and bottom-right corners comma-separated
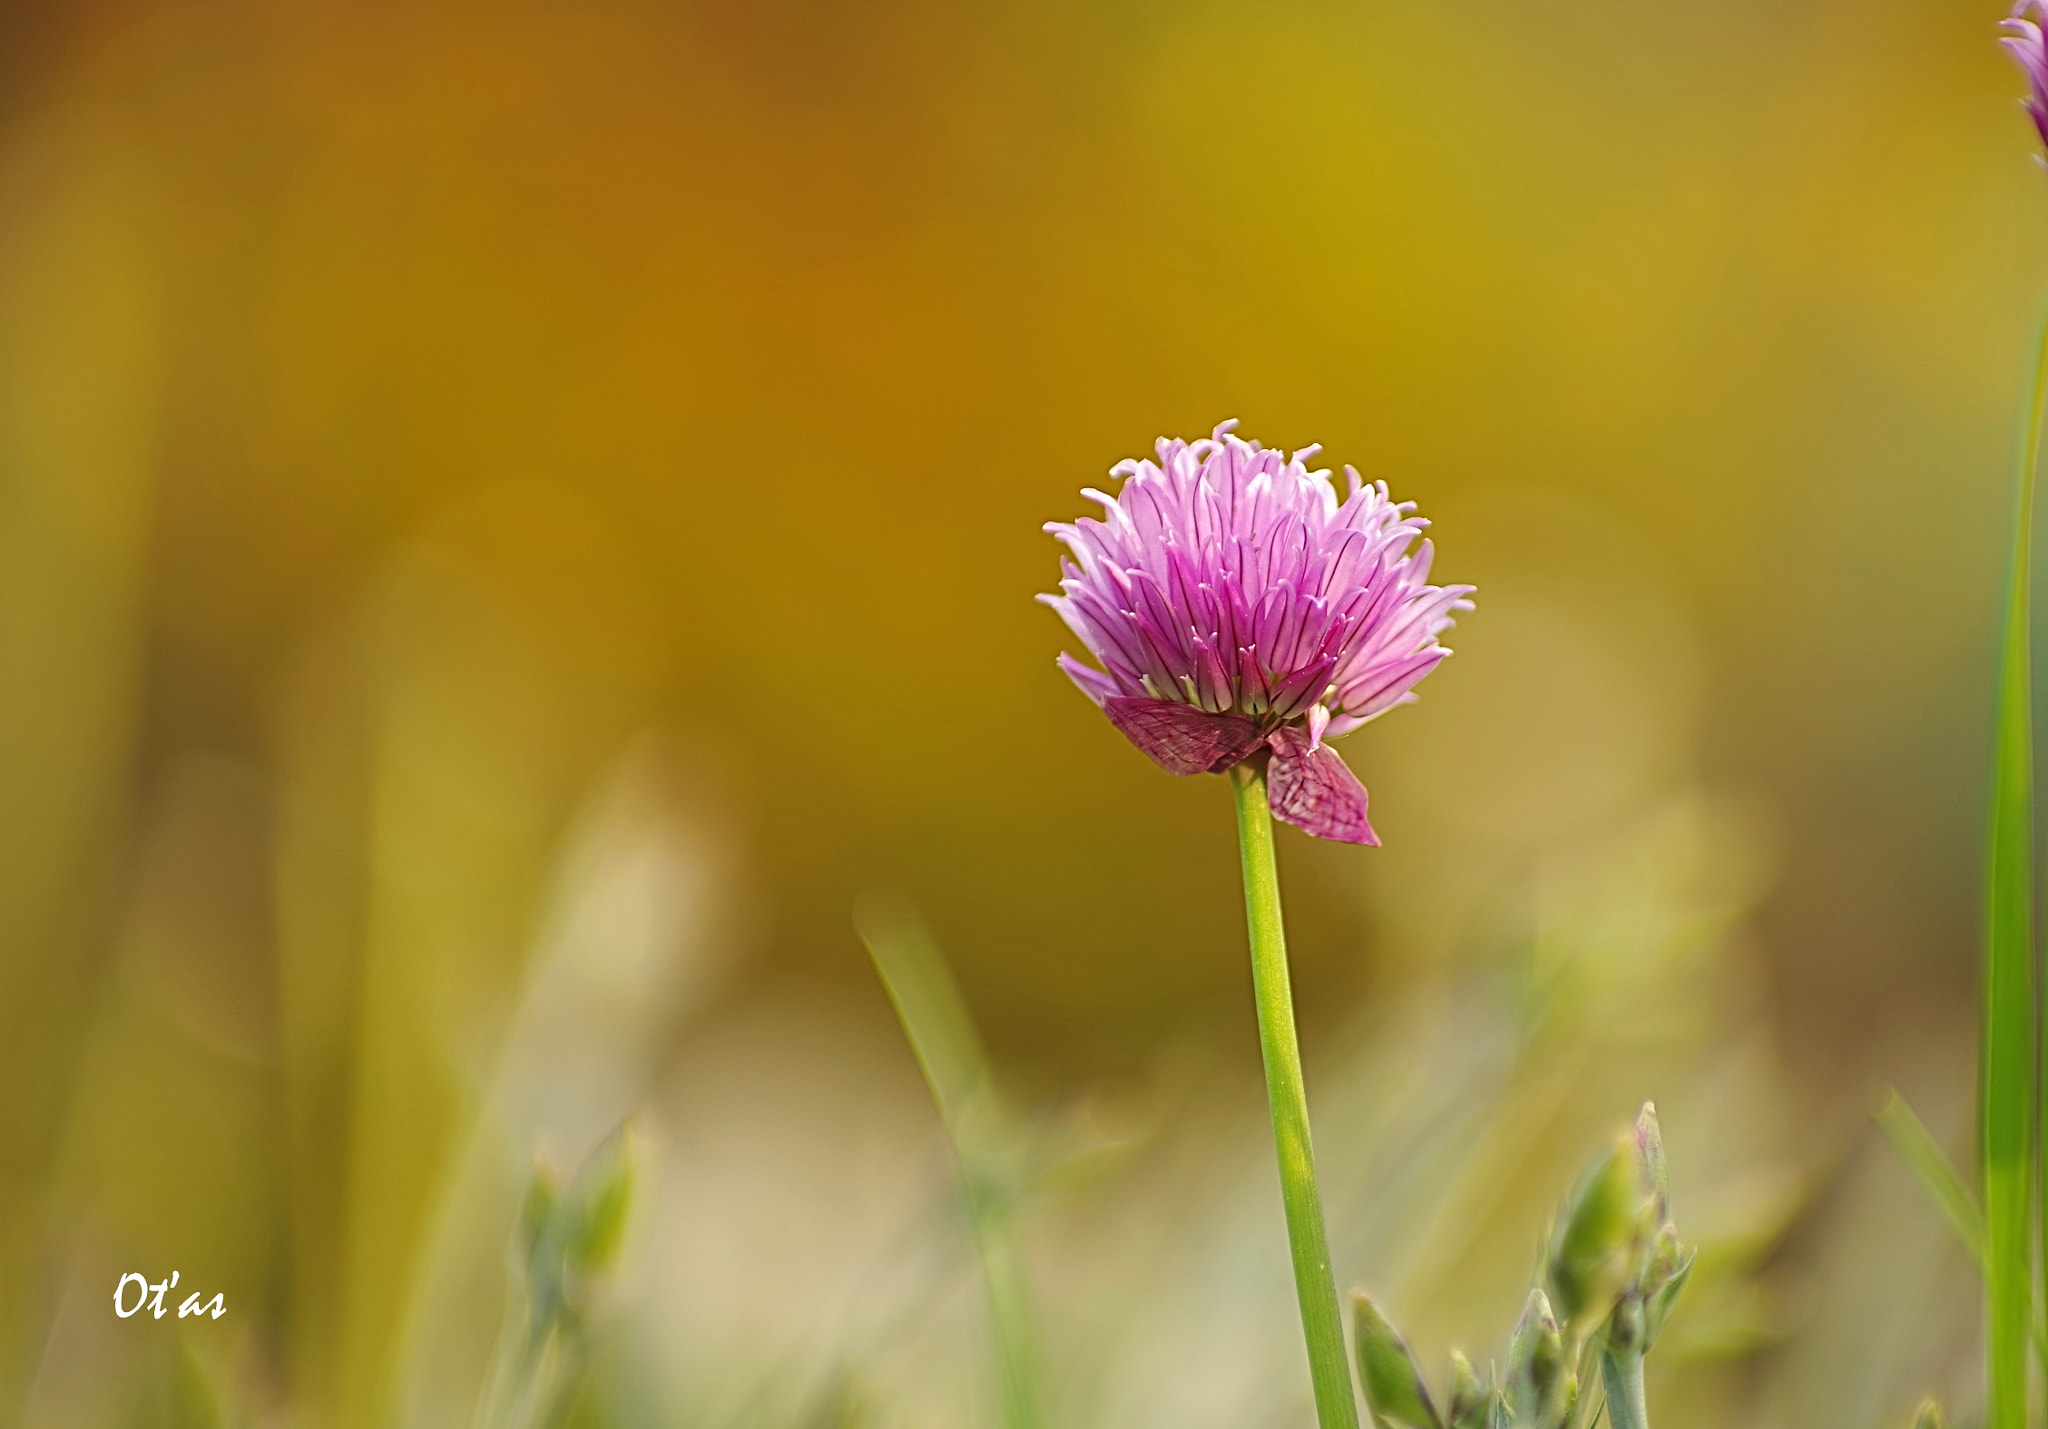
(1042, 421, 1474, 845)
(2005, 1, 2048, 155)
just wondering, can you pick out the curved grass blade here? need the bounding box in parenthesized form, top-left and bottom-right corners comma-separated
(1875, 1091, 2048, 1371)
(1877, 1091, 1988, 1265)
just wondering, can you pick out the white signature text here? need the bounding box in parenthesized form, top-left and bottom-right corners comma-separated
(113, 1272, 224, 1320)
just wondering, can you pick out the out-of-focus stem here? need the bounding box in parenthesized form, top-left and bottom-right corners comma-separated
(858, 897, 1040, 1429)
(966, 1182, 1040, 1429)
(1231, 760, 1361, 1429)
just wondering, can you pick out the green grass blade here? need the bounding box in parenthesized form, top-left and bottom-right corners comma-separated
(1877, 1090, 2048, 1372)
(1876, 1090, 1987, 1265)
(855, 893, 1042, 1429)
(857, 892, 992, 1139)
(1982, 308, 2048, 1429)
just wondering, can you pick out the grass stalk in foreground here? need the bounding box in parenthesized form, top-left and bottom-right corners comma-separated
(1982, 306, 2048, 1429)
(858, 896, 1041, 1429)
(1231, 759, 1362, 1429)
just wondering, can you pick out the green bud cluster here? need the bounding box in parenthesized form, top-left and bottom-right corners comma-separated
(1352, 1104, 1694, 1429)
(476, 1124, 642, 1429)
(521, 1122, 639, 1346)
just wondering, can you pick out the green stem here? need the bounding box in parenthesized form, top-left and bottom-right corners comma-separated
(1598, 1351, 1647, 1429)
(967, 1185, 1041, 1429)
(1231, 760, 1361, 1429)
(1986, 305, 2048, 1429)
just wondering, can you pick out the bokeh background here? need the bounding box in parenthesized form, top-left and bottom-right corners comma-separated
(0, 1, 2034, 1425)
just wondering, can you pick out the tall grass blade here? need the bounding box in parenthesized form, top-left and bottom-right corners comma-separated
(856, 893, 1042, 1429)
(858, 894, 989, 1133)
(1876, 1090, 1987, 1265)
(1981, 309, 2048, 1429)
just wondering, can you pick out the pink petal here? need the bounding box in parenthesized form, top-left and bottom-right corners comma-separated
(1266, 726, 1379, 844)
(1103, 696, 1263, 776)
(1056, 653, 1124, 707)
(1304, 702, 1330, 751)
(1322, 710, 1369, 740)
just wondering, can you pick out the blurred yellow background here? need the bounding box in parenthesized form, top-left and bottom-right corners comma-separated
(0, 1, 2030, 1426)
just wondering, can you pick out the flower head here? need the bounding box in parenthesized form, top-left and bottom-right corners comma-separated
(2004, 1, 2048, 155)
(1042, 421, 1473, 844)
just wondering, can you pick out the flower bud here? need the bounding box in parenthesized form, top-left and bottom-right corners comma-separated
(1505, 1289, 1569, 1428)
(1546, 1134, 1653, 1328)
(1640, 1222, 1682, 1287)
(1910, 1399, 1945, 1429)
(1445, 1349, 1489, 1429)
(1637, 1223, 1695, 1353)
(1352, 1293, 1443, 1429)
(518, 1123, 643, 1338)
(564, 1124, 637, 1278)
(1632, 1103, 1668, 1221)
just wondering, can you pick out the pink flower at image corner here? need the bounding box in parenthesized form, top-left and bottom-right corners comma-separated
(2004, 0, 2048, 156)
(1041, 421, 1475, 846)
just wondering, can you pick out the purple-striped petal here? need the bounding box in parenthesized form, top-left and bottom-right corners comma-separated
(2005, 5, 2048, 156)
(1103, 697, 1263, 776)
(1056, 653, 1123, 707)
(1266, 726, 1378, 845)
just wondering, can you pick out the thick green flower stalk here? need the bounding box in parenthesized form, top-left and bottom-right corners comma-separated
(1352, 1105, 1692, 1429)
(1232, 757, 1362, 1427)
